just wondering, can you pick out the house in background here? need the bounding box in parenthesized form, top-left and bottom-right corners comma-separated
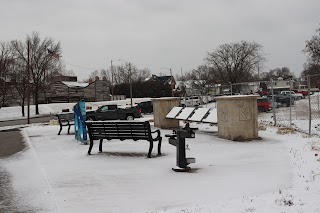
(146, 74, 176, 88)
(266, 77, 293, 93)
(44, 76, 111, 103)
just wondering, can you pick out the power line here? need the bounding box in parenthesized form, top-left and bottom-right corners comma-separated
(64, 62, 98, 71)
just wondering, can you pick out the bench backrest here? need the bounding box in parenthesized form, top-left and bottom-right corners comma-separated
(86, 121, 152, 141)
(56, 113, 74, 122)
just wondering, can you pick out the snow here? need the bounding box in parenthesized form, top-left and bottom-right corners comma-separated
(202, 108, 218, 123)
(188, 108, 210, 122)
(1, 99, 320, 212)
(0, 98, 151, 121)
(61, 81, 89, 88)
(175, 107, 195, 120)
(166, 107, 183, 119)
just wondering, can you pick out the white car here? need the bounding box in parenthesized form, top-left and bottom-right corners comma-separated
(280, 91, 303, 100)
(180, 96, 201, 107)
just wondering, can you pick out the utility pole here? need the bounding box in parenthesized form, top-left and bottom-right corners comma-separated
(129, 62, 133, 107)
(110, 60, 114, 100)
(27, 40, 30, 124)
(170, 68, 174, 97)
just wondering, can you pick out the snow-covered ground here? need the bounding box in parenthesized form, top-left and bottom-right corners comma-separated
(0, 98, 152, 121)
(1, 120, 320, 212)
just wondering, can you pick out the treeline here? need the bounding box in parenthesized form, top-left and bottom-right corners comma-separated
(1, 24, 320, 116)
(0, 32, 64, 116)
(114, 81, 171, 98)
(175, 25, 320, 95)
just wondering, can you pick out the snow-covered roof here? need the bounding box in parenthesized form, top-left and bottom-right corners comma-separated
(61, 81, 89, 88)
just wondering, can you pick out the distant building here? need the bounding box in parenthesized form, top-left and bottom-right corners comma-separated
(51, 75, 78, 82)
(146, 75, 176, 87)
(45, 77, 111, 103)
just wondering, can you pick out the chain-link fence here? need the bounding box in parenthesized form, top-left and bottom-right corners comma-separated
(230, 75, 320, 136)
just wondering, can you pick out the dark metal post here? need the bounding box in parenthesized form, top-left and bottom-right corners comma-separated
(308, 76, 311, 135)
(129, 62, 133, 107)
(176, 131, 187, 168)
(270, 79, 276, 126)
(170, 68, 174, 97)
(111, 60, 114, 100)
(27, 40, 30, 124)
(289, 79, 292, 127)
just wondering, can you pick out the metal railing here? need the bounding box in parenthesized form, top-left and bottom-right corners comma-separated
(224, 75, 320, 136)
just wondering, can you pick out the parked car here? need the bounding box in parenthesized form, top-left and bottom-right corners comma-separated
(137, 101, 153, 114)
(280, 91, 303, 100)
(180, 96, 201, 107)
(86, 104, 141, 121)
(269, 95, 295, 107)
(257, 97, 272, 112)
(292, 90, 308, 97)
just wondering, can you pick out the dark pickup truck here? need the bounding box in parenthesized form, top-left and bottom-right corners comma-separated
(86, 104, 142, 121)
(268, 95, 294, 107)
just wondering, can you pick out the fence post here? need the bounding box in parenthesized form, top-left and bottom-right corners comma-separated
(289, 79, 292, 127)
(270, 79, 277, 126)
(317, 93, 320, 112)
(308, 76, 311, 135)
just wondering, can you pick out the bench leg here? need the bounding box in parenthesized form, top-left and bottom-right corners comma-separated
(99, 139, 103, 152)
(58, 126, 62, 135)
(148, 141, 153, 158)
(68, 125, 71, 134)
(88, 139, 94, 155)
(157, 137, 162, 155)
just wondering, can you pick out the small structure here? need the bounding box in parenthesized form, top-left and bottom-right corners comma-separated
(46, 77, 110, 103)
(73, 100, 88, 144)
(215, 95, 259, 141)
(153, 97, 180, 129)
(166, 123, 196, 172)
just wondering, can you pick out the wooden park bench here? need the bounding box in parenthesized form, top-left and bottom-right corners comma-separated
(86, 121, 162, 158)
(56, 112, 75, 135)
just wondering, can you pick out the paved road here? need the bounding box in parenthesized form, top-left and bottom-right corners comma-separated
(0, 116, 52, 212)
(0, 115, 51, 127)
(0, 129, 27, 212)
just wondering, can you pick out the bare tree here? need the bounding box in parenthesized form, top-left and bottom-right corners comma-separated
(260, 67, 294, 80)
(134, 68, 151, 82)
(112, 62, 149, 84)
(0, 41, 14, 107)
(11, 32, 62, 114)
(190, 65, 212, 96)
(9, 60, 28, 116)
(300, 63, 320, 88)
(304, 26, 320, 65)
(205, 41, 266, 84)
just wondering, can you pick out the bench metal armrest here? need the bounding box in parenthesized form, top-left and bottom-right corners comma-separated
(151, 129, 161, 140)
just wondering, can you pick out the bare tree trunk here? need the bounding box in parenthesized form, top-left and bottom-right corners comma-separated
(21, 98, 25, 117)
(35, 86, 39, 115)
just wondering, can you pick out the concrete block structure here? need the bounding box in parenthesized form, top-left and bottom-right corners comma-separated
(215, 95, 259, 141)
(153, 97, 180, 129)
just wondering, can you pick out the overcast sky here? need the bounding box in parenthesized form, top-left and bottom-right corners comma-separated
(1, 0, 320, 80)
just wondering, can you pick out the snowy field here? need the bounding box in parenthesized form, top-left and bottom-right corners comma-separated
(1, 121, 320, 212)
(0, 98, 320, 212)
(0, 98, 152, 121)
